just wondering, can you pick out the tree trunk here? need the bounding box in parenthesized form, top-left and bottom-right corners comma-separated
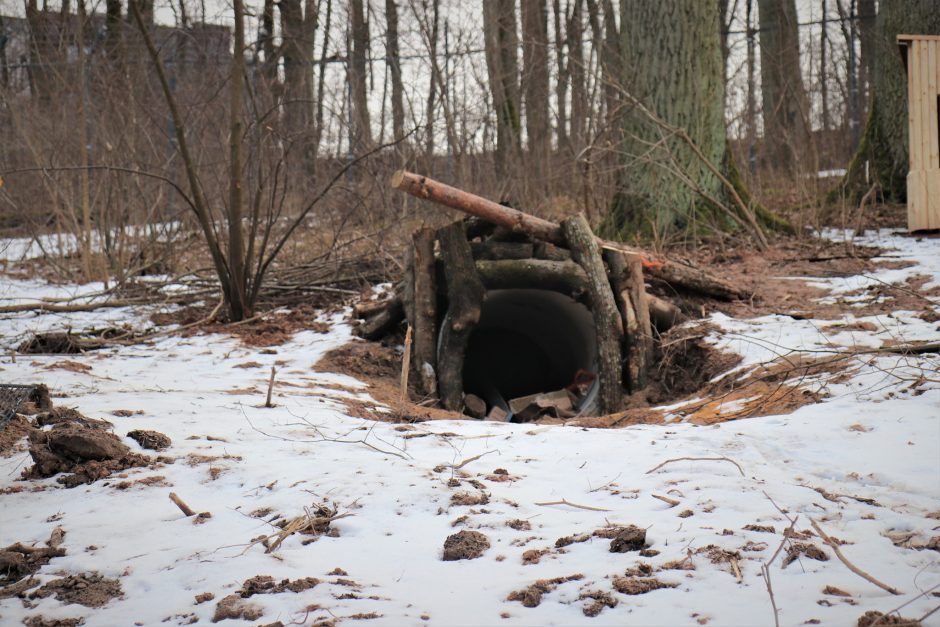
(757, 0, 810, 172)
(313, 0, 332, 160)
(349, 0, 373, 152)
(841, 0, 940, 203)
(483, 0, 521, 174)
(605, 1, 728, 239)
(280, 0, 316, 149)
(385, 0, 405, 143)
(552, 0, 569, 152)
(228, 0, 249, 320)
(424, 0, 440, 159)
(857, 0, 876, 107)
(567, 0, 586, 153)
(522, 0, 550, 183)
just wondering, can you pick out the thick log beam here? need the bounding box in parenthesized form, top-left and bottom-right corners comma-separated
(563, 214, 623, 414)
(436, 222, 485, 411)
(391, 170, 749, 300)
(392, 170, 566, 244)
(475, 258, 588, 297)
(412, 228, 438, 397)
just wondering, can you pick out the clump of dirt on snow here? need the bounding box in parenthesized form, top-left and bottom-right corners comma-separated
(442, 530, 490, 561)
(212, 594, 264, 622)
(856, 610, 922, 626)
(506, 574, 584, 608)
(238, 575, 320, 597)
(0, 527, 66, 588)
(22, 616, 85, 627)
(23, 409, 151, 488)
(608, 525, 648, 553)
(612, 575, 678, 595)
(126, 429, 171, 451)
(29, 572, 123, 607)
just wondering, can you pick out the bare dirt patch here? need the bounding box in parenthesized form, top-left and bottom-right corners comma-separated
(29, 572, 122, 607)
(0, 528, 66, 591)
(238, 575, 320, 597)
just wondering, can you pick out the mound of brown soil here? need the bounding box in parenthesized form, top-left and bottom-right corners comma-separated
(25, 420, 149, 488)
(29, 572, 122, 607)
(442, 531, 490, 561)
(126, 429, 171, 451)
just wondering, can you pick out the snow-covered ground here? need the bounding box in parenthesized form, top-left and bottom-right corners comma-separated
(0, 229, 938, 627)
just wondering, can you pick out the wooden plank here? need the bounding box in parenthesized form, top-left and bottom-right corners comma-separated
(898, 34, 940, 43)
(928, 171, 940, 230)
(928, 41, 940, 230)
(562, 214, 623, 414)
(921, 42, 932, 173)
(911, 42, 924, 172)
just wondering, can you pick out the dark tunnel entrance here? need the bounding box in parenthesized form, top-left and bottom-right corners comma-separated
(460, 289, 598, 420)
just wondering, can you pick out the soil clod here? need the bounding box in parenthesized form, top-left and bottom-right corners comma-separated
(29, 572, 122, 607)
(212, 594, 264, 622)
(126, 429, 171, 451)
(609, 525, 647, 553)
(442, 530, 490, 561)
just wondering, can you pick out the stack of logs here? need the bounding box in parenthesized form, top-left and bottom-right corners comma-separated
(355, 171, 749, 419)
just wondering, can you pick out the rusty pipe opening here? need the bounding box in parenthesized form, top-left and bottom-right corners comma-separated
(460, 289, 598, 419)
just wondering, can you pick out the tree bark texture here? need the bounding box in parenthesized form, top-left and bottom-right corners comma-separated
(562, 214, 623, 414)
(607, 1, 727, 240)
(521, 0, 550, 181)
(227, 0, 249, 320)
(757, 0, 810, 172)
(349, 0, 373, 152)
(483, 0, 521, 173)
(385, 0, 406, 143)
(437, 222, 485, 411)
(280, 0, 317, 144)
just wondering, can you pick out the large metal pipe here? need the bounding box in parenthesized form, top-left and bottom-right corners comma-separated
(460, 289, 598, 419)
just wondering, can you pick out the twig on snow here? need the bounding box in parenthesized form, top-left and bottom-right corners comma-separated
(652, 494, 681, 507)
(169, 492, 196, 517)
(534, 499, 612, 512)
(646, 456, 745, 477)
(809, 518, 902, 595)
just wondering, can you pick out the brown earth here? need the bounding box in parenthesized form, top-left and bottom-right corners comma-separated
(212, 594, 264, 622)
(0, 414, 35, 457)
(0, 527, 66, 587)
(442, 531, 490, 561)
(126, 429, 172, 451)
(29, 572, 122, 607)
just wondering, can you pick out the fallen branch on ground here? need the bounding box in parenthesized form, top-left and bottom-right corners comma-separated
(534, 499, 612, 512)
(169, 492, 196, 517)
(809, 518, 901, 595)
(646, 456, 745, 477)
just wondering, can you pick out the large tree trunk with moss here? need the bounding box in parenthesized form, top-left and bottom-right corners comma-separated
(757, 0, 810, 172)
(841, 0, 940, 203)
(603, 1, 728, 241)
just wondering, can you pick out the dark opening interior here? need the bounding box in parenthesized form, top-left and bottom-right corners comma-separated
(461, 289, 598, 417)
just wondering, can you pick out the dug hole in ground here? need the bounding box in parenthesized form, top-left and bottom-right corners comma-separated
(0, 227, 938, 627)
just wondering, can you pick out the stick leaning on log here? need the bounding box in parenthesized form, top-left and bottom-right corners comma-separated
(391, 170, 749, 301)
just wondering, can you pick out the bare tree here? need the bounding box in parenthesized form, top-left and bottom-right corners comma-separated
(385, 0, 405, 143)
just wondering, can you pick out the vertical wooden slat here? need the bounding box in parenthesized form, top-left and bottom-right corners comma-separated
(911, 43, 923, 172)
(928, 41, 940, 229)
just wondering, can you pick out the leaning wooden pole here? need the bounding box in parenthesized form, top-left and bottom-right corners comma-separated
(391, 170, 748, 300)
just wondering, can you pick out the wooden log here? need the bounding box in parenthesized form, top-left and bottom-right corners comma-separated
(470, 240, 534, 260)
(475, 258, 589, 297)
(605, 251, 640, 392)
(533, 242, 572, 261)
(356, 297, 404, 340)
(623, 254, 653, 391)
(647, 294, 686, 332)
(353, 299, 392, 319)
(436, 222, 485, 411)
(412, 227, 438, 397)
(392, 169, 565, 244)
(562, 214, 623, 414)
(391, 170, 749, 300)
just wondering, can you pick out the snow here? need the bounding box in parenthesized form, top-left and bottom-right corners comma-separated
(0, 229, 939, 627)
